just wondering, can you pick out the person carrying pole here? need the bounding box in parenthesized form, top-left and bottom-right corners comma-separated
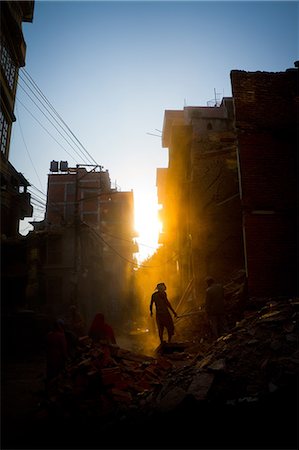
(150, 282, 177, 344)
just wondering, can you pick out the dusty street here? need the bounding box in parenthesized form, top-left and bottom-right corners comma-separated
(1, 299, 298, 450)
(2, 350, 46, 448)
(1, 331, 156, 449)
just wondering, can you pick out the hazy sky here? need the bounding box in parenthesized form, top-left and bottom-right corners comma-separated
(10, 0, 298, 261)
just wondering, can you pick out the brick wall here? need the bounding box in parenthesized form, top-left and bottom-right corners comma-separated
(231, 69, 298, 297)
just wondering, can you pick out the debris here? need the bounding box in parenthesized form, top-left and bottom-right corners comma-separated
(208, 358, 226, 371)
(156, 342, 187, 354)
(157, 386, 187, 412)
(187, 372, 215, 400)
(111, 388, 133, 403)
(35, 295, 298, 445)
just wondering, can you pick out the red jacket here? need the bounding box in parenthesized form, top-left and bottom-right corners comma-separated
(88, 313, 116, 344)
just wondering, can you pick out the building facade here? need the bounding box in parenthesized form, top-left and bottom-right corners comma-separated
(157, 64, 298, 305)
(26, 162, 138, 325)
(158, 99, 244, 305)
(1, 1, 34, 313)
(231, 64, 298, 297)
(0, 1, 34, 238)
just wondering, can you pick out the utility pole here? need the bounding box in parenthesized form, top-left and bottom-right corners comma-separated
(72, 164, 103, 306)
(73, 164, 80, 306)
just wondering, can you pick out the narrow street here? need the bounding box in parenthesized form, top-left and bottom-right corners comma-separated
(1, 3, 297, 450)
(1, 329, 158, 449)
(2, 350, 46, 448)
(2, 298, 298, 450)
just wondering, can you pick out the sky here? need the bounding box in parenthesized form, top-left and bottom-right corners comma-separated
(10, 0, 298, 262)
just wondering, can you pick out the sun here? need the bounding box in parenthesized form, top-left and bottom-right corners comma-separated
(134, 193, 162, 263)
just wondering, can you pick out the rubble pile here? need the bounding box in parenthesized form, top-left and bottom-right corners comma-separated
(38, 338, 175, 424)
(142, 297, 298, 413)
(174, 269, 248, 343)
(223, 269, 248, 326)
(133, 297, 298, 449)
(175, 311, 211, 343)
(35, 297, 298, 448)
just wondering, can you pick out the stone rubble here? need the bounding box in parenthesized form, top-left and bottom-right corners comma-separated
(38, 296, 298, 432)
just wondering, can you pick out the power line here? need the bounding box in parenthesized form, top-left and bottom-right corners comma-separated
(86, 223, 179, 269)
(28, 184, 66, 215)
(20, 224, 33, 233)
(27, 182, 163, 257)
(102, 229, 157, 250)
(18, 73, 96, 165)
(29, 197, 46, 208)
(146, 132, 161, 138)
(31, 197, 46, 207)
(16, 102, 70, 216)
(21, 68, 99, 165)
(29, 184, 47, 197)
(4, 30, 89, 166)
(28, 188, 47, 202)
(23, 186, 175, 267)
(30, 205, 46, 213)
(16, 98, 77, 163)
(16, 104, 44, 191)
(5, 31, 96, 166)
(14, 72, 165, 254)
(30, 197, 46, 208)
(20, 68, 99, 165)
(17, 83, 92, 164)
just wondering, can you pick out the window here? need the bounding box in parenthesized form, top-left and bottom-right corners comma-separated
(0, 109, 9, 155)
(0, 41, 17, 90)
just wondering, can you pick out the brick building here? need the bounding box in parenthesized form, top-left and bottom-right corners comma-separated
(0, 1, 34, 237)
(26, 162, 138, 325)
(158, 99, 244, 305)
(1, 1, 34, 312)
(231, 65, 298, 297)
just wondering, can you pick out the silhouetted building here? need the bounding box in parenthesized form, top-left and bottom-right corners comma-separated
(1, 1, 34, 237)
(158, 64, 298, 306)
(158, 99, 244, 304)
(231, 64, 298, 297)
(1, 1, 34, 312)
(26, 163, 138, 325)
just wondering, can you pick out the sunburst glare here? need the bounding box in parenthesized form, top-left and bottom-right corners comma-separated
(134, 194, 162, 264)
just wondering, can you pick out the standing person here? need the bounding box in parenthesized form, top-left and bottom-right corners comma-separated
(205, 277, 225, 339)
(150, 282, 178, 344)
(46, 319, 68, 382)
(88, 313, 117, 367)
(88, 313, 117, 345)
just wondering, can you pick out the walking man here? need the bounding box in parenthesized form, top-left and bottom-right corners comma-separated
(150, 282, 177, 344)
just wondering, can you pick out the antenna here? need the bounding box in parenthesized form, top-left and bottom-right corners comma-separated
(207, 89, 222, 107)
